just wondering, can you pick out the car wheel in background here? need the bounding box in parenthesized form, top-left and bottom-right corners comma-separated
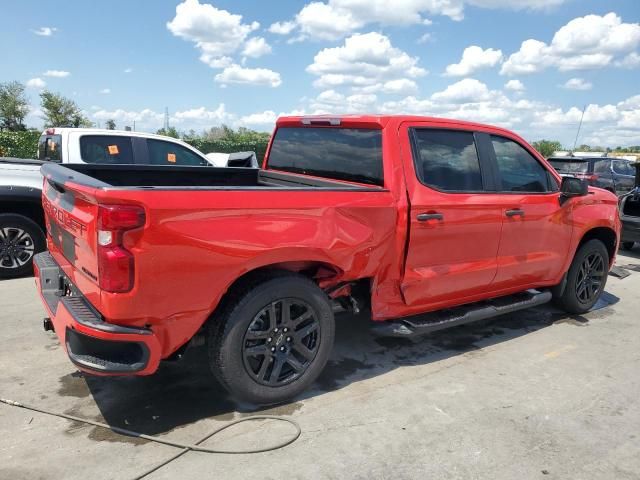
(0, 214, 46, 279)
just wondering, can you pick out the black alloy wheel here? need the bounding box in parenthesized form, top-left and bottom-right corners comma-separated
(575, 252, 605, 304)
(242, 299, 320, 387)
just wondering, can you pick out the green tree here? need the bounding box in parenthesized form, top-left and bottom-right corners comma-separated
(40, 90, 92, 128)
(105, 119, 116, 130)
(0, 81, 30, 131)
(531, 140, 563, 158)
(156, 126, 179, 138)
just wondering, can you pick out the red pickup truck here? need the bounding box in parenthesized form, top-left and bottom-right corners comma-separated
(34, 115, 620, 404)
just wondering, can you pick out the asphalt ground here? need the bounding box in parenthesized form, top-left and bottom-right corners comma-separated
(2, 248, 640, 479)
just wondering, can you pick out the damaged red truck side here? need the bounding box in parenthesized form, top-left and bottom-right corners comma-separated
(34, 115, 620, 405)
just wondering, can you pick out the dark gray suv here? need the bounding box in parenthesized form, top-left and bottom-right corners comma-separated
(548, 156, 636, 196)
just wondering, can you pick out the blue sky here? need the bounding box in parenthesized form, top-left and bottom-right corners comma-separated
(2, 0, 639, 146)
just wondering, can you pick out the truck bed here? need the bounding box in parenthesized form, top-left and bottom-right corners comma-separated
(42, 163, 382, 191)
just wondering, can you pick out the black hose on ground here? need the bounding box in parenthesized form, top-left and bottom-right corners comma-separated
(1, 397, 302, 479)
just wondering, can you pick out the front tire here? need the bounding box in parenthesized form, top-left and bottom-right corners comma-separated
(555, 239, 609, 314)
(208, 272, 335, 405)
(0, 214, 46, 279)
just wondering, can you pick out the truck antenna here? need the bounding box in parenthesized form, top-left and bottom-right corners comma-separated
(572, 105, 586, 151)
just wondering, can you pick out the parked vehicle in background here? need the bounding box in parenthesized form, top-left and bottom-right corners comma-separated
(0, 128, 215, 278)
(35, 114, 620, 405)
(547, 155, 636, 196)
(205, 150, 259, 168)
(619, 165, 640, 250)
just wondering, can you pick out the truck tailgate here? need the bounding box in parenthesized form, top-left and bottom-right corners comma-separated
(42, 175, 102, 306)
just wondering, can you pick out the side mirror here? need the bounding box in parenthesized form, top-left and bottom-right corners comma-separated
(560, 176, 589, 200)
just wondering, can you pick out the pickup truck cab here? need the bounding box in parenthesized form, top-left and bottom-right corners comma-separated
(547, 155, 637, 196)
(1, 128, 214, 278)
(34, 115, 620, 404)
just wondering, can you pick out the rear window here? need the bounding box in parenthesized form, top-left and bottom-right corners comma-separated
(80, 135, 134, 164)
(38, 135, 62, 162)
(548, 159, 589, 174)
(612, 160, 636, 176)
(267, 127, 383, 186)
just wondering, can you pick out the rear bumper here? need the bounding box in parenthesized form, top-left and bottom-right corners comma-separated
(33, 252, 161, 376)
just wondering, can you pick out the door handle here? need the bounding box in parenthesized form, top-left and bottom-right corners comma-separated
(505, 209, 525, 217)
(417, 213, 444, 222)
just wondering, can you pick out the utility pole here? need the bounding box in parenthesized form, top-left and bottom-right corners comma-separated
(164, 107, 169, 131)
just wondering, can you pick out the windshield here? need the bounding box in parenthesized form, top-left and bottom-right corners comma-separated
(267, 127, 383, 186)
(548, 159, 589, 174)
(612, 160, 636, 176)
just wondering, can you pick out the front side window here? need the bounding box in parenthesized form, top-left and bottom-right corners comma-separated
(79, 135, 134, 164)
(411, 129, 483, 192)
(268, 127, 383, 186)
(147, 139, 208, 166)
(491, 136, 550, 192)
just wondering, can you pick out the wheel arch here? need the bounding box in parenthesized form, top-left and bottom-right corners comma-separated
(577, 226, 618, 266)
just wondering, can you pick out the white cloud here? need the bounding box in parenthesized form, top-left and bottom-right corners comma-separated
(307, 32, 426, 91)
(268, 21, 296, 35)
(501, 13, 640, 75)
(272, 0, 570, 41)
(241, 110, 277, 125)
(310, 89, 378, 113)
(99, 88, 111, 94)
(431, 78, 492, 103)
(444, 46, 503, 76)
(242, 37, 272, 58)
(504, 79, 525, 91)
(417, 33, 432, 44)
(214, 64, 282, 87)
(32, 27, 57, 36)
(124, 68, 134, 73)
(172, 104, 232, 124)
(26, 78, 46, 89)
(561, 78, 592, 90)
(43, 70, 70, 78)
(167, 0, 264, 66)
(615, 52, 640, 69)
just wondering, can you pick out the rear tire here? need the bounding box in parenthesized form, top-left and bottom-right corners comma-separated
(621, 241, 635, 251)
(0, 214, 46, 279)
(208, 272, 335, 405)
(556, 239, 609, 314)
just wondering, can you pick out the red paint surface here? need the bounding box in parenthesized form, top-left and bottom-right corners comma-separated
(38, 115, 621, 376)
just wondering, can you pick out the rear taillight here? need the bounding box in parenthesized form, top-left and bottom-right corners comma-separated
(97, 205, 145, 293)
(575, 173, 598, 184)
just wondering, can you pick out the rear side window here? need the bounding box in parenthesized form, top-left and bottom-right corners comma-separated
(267, 127, 383, 186)
(612, 160, 636, 176)
(411, 129, 483, 192)
(147, 139, 208, 166)
(491, 136, 550, 193)
(80, 135, 134, 164)
(548, 159, 589, 174)
(38, 135, 62, 162)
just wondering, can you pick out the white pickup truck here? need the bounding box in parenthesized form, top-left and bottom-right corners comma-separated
(0, 128, 241, 278)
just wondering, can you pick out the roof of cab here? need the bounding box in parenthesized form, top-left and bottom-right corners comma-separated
(276, 114, 517, 136)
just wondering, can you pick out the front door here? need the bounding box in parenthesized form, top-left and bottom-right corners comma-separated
(487, 134, 573, 289)
(400, 125, 504, 310)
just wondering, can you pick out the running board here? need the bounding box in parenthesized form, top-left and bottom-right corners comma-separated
(372, 289, 552, 338)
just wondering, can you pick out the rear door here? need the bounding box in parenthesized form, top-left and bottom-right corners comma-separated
(611, 159, 637, 194)
(488, 135, 572, 289)
(400, 124, 504, 309)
